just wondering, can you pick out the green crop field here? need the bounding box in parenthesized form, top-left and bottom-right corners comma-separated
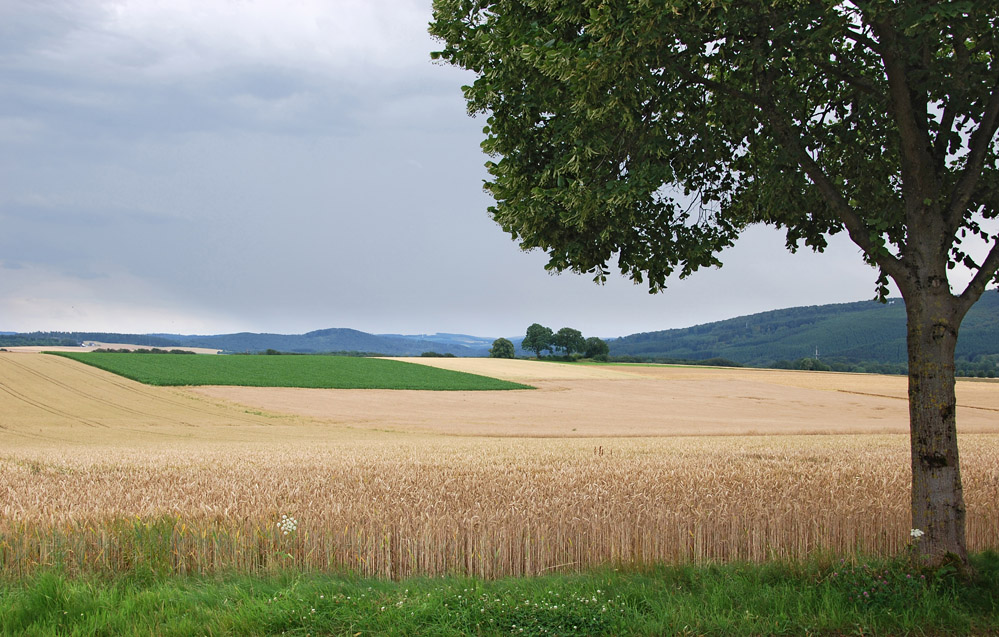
(50, 352, 533, 390)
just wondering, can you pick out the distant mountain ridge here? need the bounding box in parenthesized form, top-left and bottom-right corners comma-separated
(165, 329, 492, 356)
(0, 329, 492, 356)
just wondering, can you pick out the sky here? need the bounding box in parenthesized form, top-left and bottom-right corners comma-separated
(0, 0, 944, 339)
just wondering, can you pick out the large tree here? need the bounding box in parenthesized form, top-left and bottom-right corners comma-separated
(553, 326, 586, 356)
(523, 322, 555, 357)
(584, 336, 610, 360)
(430, 1, 999, 567)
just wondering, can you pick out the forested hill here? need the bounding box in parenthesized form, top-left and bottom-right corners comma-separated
(610, 293, 999, 375)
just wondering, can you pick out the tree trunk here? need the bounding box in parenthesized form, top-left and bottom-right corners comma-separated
(904, 289, 968, 566)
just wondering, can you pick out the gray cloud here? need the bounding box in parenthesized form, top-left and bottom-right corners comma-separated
(0, 0, 916, 337)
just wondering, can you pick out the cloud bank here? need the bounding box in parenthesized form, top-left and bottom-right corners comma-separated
(1, 1, 915, 337)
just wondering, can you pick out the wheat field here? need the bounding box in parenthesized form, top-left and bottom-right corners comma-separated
(2, 352, 998, 578)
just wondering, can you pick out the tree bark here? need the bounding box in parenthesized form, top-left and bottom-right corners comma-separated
(904, 288, 968, 566)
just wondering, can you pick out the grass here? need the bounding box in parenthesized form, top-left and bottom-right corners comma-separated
(49, 352, 533, 390)
(1, 553, 997, 636)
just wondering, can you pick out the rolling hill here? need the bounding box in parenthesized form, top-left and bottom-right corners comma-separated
(609, 293, 999, 374)
(0, 329, 490, 357)
(169, 328, 489, 356)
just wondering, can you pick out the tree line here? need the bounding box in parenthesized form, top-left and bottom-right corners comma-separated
(490, 324, 609, 360)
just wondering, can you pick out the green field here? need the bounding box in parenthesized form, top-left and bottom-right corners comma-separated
(50, 352, 532, 390)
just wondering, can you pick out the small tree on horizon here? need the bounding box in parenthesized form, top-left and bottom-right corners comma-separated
(489, 337, 516, 359)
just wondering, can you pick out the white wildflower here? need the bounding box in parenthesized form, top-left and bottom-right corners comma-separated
(278, 515, 298, 535)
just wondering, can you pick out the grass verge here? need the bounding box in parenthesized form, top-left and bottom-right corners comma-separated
(1, 553, 997, 636)
(49, 352, 533, 390)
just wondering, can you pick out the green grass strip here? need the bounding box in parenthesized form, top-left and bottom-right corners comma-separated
(50, 352, 532, 390)
(2, 553, 997, 636)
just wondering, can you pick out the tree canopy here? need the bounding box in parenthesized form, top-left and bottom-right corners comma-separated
(431, 1, 997, 298)
(584, 336, 610, 360)
(432, 1, 999, 567)
(553, 327, 586, 356)
(522, 323, 554, 357)
(489, 337, 516, 358)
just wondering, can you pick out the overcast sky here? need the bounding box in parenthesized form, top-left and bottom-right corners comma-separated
(0, 0, 924, 338)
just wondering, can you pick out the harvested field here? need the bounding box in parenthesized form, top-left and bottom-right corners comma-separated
(0, 351, 325, 448)
(195, 358, 999, 437)
(2, 352, 998, 578)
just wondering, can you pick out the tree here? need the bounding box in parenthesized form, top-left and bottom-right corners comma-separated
(553, 327, 586, 357)
(522, 323, 554, 358)
(584, 336, 610, 360)
(489, 337, 516, 359)
(431, 1, 999, 567)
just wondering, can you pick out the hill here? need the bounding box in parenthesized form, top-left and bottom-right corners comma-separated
(610, 293, 999, 376)
(0, 329, 489, 357)
(172, 328, 489, 356)
(0, 332, 178, 349)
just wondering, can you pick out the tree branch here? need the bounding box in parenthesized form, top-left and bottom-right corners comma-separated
(933, 32, 970, 168)
(871, 19, 940, 216)
(945, 75, 999, 232)
(776, 116, 904, 280)
(933, 97, 959, 170)
(958, 237, 999, 314)
(843, 27, 882, 56)
(674, 65, 761, 109)
(676, 41, 907, 281)
(814, 58, 878, 95)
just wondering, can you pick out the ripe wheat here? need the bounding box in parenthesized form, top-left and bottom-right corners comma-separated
(2, 434, 997, 578)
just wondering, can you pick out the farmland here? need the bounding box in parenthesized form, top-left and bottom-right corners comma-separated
(51, 351, 531, 390)
(2, 351, 998, 581)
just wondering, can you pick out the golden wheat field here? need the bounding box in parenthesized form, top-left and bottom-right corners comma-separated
(1, 351, 998, 579)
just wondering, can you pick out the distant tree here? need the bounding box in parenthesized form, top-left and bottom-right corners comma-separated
(522, 323, 554, 358)
(583, 336, 610, 360)
(699, 357, 742, 368)
(796, 358, 831, 372)
(553, 327, 586, 357)
(489, 337, 516, 359)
